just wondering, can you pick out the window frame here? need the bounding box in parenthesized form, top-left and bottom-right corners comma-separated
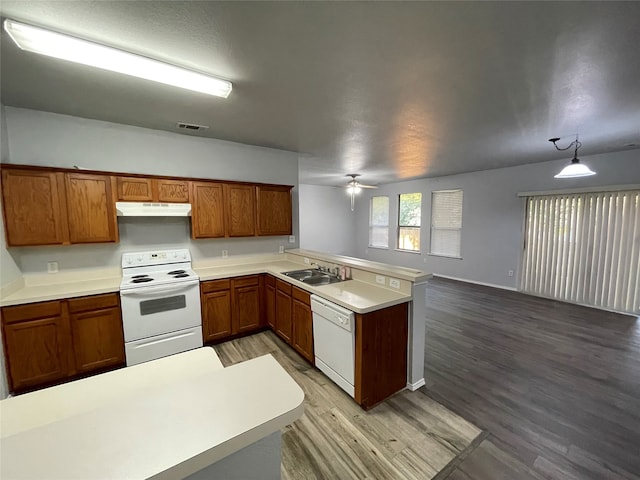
(396, 192, 422, 253)
(368, 195, 390, 249)
(429, 189, 463, 259)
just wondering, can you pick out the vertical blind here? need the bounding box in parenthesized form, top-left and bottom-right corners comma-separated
(430, 190, 463, 257)
(520, 190, 640, 315)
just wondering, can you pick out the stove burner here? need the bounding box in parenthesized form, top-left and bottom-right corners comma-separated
(168, 270, 186, 275)
(131, 277, 154, 283)
(132, 274, 150, 279)
(173, 274, 190, 278)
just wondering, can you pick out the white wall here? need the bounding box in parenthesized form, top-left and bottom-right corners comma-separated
(298, 184, 357, 256)
(3, 107, 300, 275)
(355, 149, 640, 289)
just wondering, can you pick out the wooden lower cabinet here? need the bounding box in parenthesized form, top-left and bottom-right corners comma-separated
(201, 279, 233, 342)
(68, 294, 125, 374)
(1, 293, 125, 394)
(275, 280, 292, 343)
(201, 276, 263, 343)
(2, 304, 71, 391)
(265, 275, 276, 329)
(291, 287, 314, 364)
(354, 302, 409, 410)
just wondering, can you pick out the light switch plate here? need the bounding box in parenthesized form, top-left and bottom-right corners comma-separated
(222, 250, 228, 258)
(389, 278, 401, 289)
(376, 275, 386, 285)
(47, 261, 58, 274)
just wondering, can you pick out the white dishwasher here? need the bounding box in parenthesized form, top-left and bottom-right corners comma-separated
(311, 295, 356, 398)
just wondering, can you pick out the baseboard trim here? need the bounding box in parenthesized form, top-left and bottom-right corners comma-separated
(407, 378, 426, 391)
(434, 274, 517, 292)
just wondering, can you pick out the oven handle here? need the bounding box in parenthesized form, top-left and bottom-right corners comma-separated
(120, 280, 200, 296)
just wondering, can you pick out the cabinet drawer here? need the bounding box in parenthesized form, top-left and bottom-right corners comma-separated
(68, 293, 119, 314)
(2, 301, 62, 324)
(233, 275, 260, 288)
(292, 286, 310, 305)
(276, 279, 292, 296)
(201, 279, 231, 293)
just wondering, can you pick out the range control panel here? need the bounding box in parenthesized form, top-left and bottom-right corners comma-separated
(121, 249, 191, 267)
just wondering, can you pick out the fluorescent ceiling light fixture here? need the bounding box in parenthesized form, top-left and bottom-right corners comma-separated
(3, 19, 232, 98)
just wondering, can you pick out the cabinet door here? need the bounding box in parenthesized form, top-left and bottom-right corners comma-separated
(2, 314, 70, 392)
(202, 290, 232, 342)
(116, 176, 153, 201)
(292, 299, 314, 363)
(256, 185, 292, 236)
(1, 169, 68, 246)
(191, 181, 225, 238)
(265, 282, 276, 330)
(233, 276, 261, 333)
(224, 184, 256, 237)
(155, 179, 189, 203)
(275, 289, 292, 342)
(66, 173, 118, 243)
(70, 306, 125, 374)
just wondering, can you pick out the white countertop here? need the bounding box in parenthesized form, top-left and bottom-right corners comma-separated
(1, 251, 423, 313)
(1, 350, 304, 480)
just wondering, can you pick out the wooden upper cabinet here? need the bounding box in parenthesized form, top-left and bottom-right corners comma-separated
(256, 185, 293, 236)
(155, 179, 189, 203)
(1, 168, 69, 246)
(65, 173, 118, 243)
(191, 181, 225, 238)
(116, 177, 189, 203)
(116, 176, 153, 201)
(225, 184, 256, 237)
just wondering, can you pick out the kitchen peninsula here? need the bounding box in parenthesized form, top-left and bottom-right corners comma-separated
(0, 348, 304, 480)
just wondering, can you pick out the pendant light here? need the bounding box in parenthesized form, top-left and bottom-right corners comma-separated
(550, 135, 596, 178)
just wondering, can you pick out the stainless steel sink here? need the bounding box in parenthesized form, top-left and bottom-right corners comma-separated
(283, 268, 343, 285)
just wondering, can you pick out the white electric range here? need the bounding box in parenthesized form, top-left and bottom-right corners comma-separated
(120, 248, 203, 366)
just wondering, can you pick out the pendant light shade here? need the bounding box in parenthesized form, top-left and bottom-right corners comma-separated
(554, 159, 596, 178)
(549, 134, 596, 179)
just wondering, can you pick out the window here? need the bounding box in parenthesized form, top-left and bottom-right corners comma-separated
(369, 196, 389, 248)
(430, 190, 463, 258)
(520, 190, 639, 315)
(398, 193, 422, 251)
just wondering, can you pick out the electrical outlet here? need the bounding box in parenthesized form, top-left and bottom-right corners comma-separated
(47, 261, 58, 274)
(389, 278, 401, 289)
(304, 257, 310, 264)
(288, 235, 296, 243)
(376, 275, 386, 285)
(508, 270, 514, 277)
(279, 246, 285, 254)
(222, 250, 228, 258)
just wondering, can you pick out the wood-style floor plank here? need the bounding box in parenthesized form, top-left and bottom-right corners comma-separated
(422, 277, 640, 480)
(214, 330, 482, 479)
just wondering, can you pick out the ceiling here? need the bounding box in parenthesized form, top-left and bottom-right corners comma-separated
(1, 1, 639, 187)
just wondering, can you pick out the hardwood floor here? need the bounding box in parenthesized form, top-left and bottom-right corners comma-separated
(422, 277, 640, 480)
(214, 330, 482, 479)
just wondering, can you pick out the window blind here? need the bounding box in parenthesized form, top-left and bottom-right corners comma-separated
(369, 196, 389, 248)
(430, 190, 463, 257)
(520, 190, 639, 315)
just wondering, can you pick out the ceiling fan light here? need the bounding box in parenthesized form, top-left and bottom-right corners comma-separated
(3, 19, 232, 98)
(554, 160, 596, 178)
(346, 185, 361, 195)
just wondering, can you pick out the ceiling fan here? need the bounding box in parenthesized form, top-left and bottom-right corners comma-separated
(345, 174, 377, 211)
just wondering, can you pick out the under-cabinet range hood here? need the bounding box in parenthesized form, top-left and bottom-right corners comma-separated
(116, 202, 192, 217)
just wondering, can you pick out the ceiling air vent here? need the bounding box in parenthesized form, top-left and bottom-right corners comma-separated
(176, 122, 209, 131)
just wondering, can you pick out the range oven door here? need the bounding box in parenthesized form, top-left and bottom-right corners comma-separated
(120, 280, 202, 342)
